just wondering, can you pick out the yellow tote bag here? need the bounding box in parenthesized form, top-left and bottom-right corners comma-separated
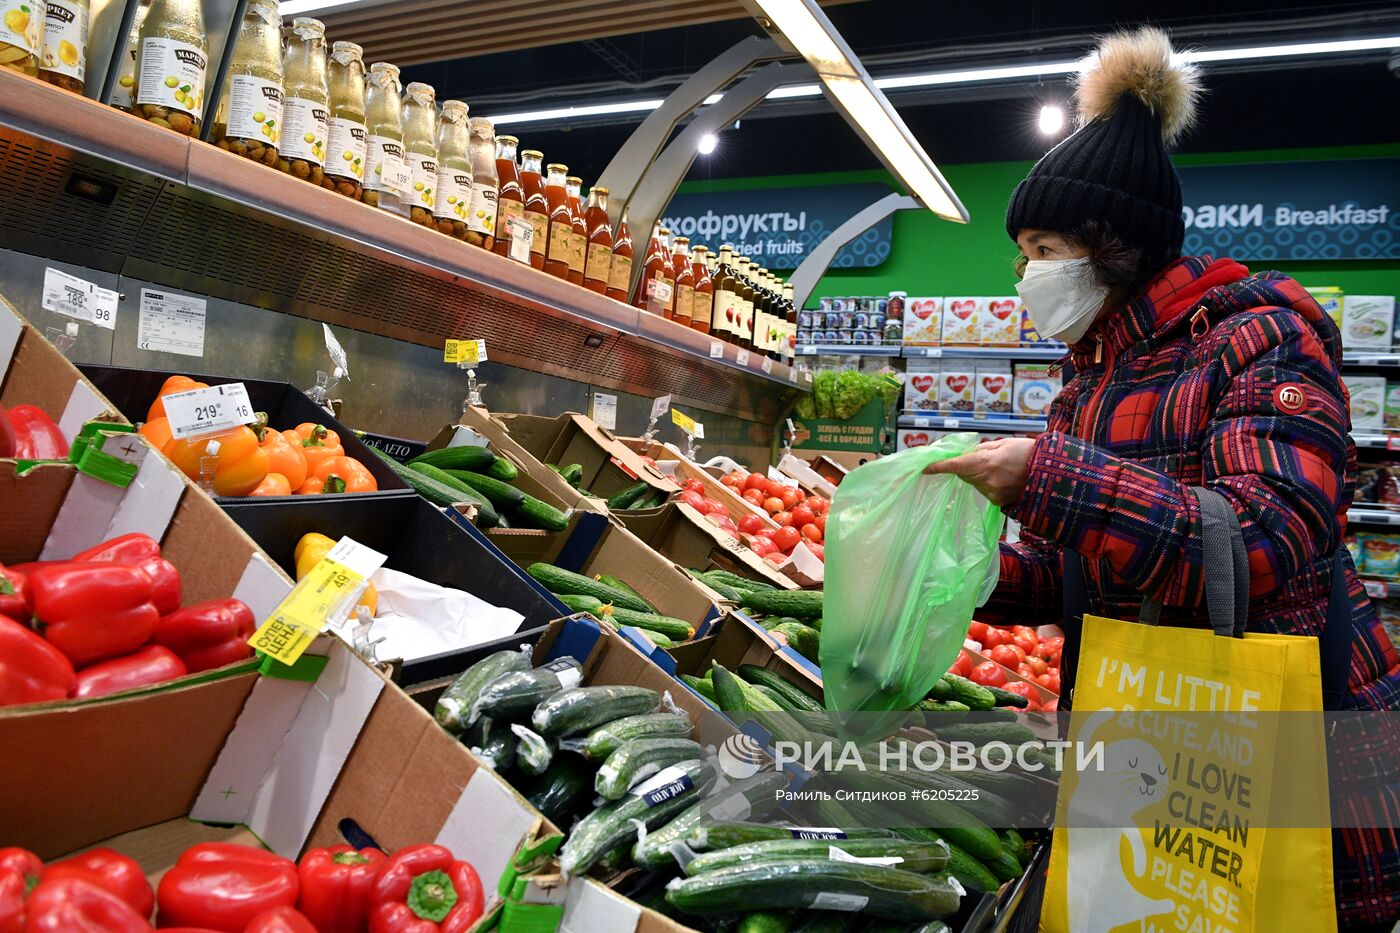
(1040, 488, 1336, 933)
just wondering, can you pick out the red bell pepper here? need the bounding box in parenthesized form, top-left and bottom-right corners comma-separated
(0, 405, 19, 459)
(0, 616, 75, 706)
(5, 405, 68, 459)
(0, 850, 40, 884)
(42, 848, 153, 918)
(0, 870, 23, 933)
(27, 563, 159, 668)
(23, 874, 152, 932)
(297, 845, 386, 933)
(0, 566, 27, 624)
(156, 843, 298, 932)
(71, 534, 181, 616)
(368, 845, 482, 933)
(245, 906, 318, 933)
(153, 600, 254, 674)
(73, 646, 187, 699)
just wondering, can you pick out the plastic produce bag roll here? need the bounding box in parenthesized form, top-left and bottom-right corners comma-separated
(821, 433, 1002, 737)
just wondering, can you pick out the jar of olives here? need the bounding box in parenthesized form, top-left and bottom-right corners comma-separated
(465, 117, 498, 251)
(401, 81, 438, 227)
(278, 17, 328, 185)
(133, 0, 207, 136)
(211, 0, 282, 167)
(432, 99, 470, 240)
(321, 40, 366, 199)
(39, 0, 89, 92)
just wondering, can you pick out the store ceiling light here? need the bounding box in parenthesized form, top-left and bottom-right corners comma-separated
(1038, 104, 1065, 135)
(697, 132, 719, 155)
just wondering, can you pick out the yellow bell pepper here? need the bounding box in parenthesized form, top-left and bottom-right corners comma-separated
(293, 532, 379, 617)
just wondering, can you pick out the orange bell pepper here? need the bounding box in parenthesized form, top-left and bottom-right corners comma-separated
(287, 423, 343, 473)
(146, 375, 209, 422)
(302, 455, 378, 494)
(251, 473, 292, 496)
(164, 426, 270, 497)
(258, 427, 308, 489)
(139, 416, 173, 450)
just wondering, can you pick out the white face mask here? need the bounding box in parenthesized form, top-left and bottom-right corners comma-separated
(1015, 257, 1111, 345)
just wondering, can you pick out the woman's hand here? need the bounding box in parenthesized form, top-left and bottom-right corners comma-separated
(924, 437, 1035, 506)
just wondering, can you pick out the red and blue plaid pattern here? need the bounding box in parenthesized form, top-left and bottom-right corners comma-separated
(983, 256, 1400, 925)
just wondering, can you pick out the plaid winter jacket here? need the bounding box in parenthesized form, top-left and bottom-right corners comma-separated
(984, 256, 1400, 925)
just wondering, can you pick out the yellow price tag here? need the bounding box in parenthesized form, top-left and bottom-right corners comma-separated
(670, 408, 696, 435)
(249, 536, 387, 666)
(444, 339, 486, 364)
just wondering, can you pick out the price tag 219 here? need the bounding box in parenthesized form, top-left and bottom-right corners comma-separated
(671, 408, 704, 439)
(444, 339, 487, 365)
(162, 383, 257, 440)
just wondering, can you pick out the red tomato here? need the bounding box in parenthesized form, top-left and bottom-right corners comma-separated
(1010, 625, 1037, 641)
(737, 514, 765, 535)
(778, 487, 803, 510)
(721, 475, 741, 488)
(765, 555, 787, 567)
(772, 511, 793, 528)
(981, 627, 1009, 649)
(772, 526, 801, 552)
(750, 538, 777, 557)
(684, 478, 705, 493)
(679, 490, 707, 511)
(1041, 697, 1059, 713)
(764, 478, 787, 497)
(805, 543, 824, 561)
(742, 489, 766, 505)
(1012, 633, 1040, 656)
(988, 644, 1023, 669)
(1003, 680, 1039, 704)
(1022, 655, 1048, 676)
(970, 661, 1007, 688)
(801, 523, 822, 542)
(789, 506, 816, 530)
(701, 497, 727, 515)
(815, 514, 827, 534)
(804, 496, 826, 513)
(1038, 672, 1061, 695)
(743, 473, 768, 492)
(762, 496, 784, 514)
(951, 650, 973, 677)
(967, 621, 989, 643)
(717, 517, 738, 533)
(1033, 641, 1056, 661)
(754, 527, 776, 539)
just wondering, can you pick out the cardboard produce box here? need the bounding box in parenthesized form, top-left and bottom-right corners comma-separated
(0, 639, 556, 914)
(488, 511, 724, 639)
(0, 294, 122, 440)
(668, 610, 823, 702)
(621, 437, 774, 529)
(617, 501, 796, 592)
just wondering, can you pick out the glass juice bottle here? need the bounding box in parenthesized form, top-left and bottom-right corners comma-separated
(133, 0, 207, 135)
(323, 40, 366, 199)
(432, 99, 471, 240)
(582, 186, 612, 294)
(401, 81, 438, 227)
(736, 257, 755, 349)
(0, 0, 46, 78)
(465, 117, 497, 251)
(519, 150, 548, 269)
(689, 245, 713, 334)
(565, 176, 587, 286)
(39, 0, 88, 92)
(106, 2, 145, 112)
(211, 0, 281, 167)
(543, 162, 570, 279)
(606, 209, 633, 303)
(634, 223, 665, 312)
(361, 62, 407, 214)
(493, 134, 524, 258)
(278, 18, 328, 185)
(670, 236, 694, 327)
(711, 245, 737, 344)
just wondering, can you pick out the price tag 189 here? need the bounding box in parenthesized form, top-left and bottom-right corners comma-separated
(162, 383, 258, 440)
(444, 339, 487, 365)
(671, 408, 697, 436)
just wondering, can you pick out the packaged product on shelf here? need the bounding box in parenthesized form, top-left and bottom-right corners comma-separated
(904, 361, 937, 412)
(975, 361, 1012, 416)
(106, 3, 145, 111)
(323, 41, 366, 199)
(689, 244, 714, 332)
(39, 0, 87, 92)
(1387, 384, 1400, 430)
(431, 99, 471, 240)
(1340, 294, 1397, 349)
(542, 162, 570, 279)
(941, 296, 983, 345)
(1344, 375, 1386, 431)
(981, 296, 1021, 346)
(361, 61, 408, 213)
(1019, 302, 1061, 345)
(210, 0, 281, 166)
(1346, 533, 1363, 571)
(566, 175, 587, 286)
(402, 81, 438, 226)
(1307, 286, 1344, 329)
(936, 362, 975, 415)
(1013, 363, 1060, 417)
(582, 185, 612, 293)
(1361, 533, 1400, 580)
(897, 427, 937, 451)
(278, 18, 328, 185)
(465, 117, 497, 250)
(0, 0, 45, 76)
(133, 0, 208, 136)
(493, 133, 525, 258)
(902, 296, 941, 345)
(606, 209, 633, 302)
(671, 236, 695, 326)
(520, 148, 548, 268)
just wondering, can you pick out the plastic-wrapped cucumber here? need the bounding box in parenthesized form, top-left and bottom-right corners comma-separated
(470, 657, 583, 725)
(511, 724, 554, 775)
(633, 770, 789, 869)
(559, 758, 718, 877)
(530, 685, 659, 737)
(582, 712, 694, 761)
(434, 647, 531, 734)
(685, 822, 896, 852)
(517, 756, 594, 825)
(596, 738, 706, 800)
(470, 719, 517, 771)
(665, 860, 962, 920)
(683, 837, 950, 876)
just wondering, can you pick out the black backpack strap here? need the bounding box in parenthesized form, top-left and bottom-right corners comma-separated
(1320, 548, 1353, 710)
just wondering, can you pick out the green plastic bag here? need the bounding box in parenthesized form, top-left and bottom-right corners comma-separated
(820, 434, 1003, 734)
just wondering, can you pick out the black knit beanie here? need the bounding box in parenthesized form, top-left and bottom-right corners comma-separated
(1006, 27, 1202, 258)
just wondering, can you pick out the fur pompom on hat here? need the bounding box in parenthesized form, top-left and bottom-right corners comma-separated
(1006, 26, 1204, 259)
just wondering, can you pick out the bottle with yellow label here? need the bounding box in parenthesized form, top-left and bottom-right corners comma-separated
(361, 61, 407, 214)
(432, 99, 471, 241)
(278, 17, 328, 186)
(106, 2, 145, 112)
(211, 0, 282, 167)
(322, 41, 366, 199)
(39, 0, 87, 92)
(0, 0, 46, 77)
(465, 117, 497, 251)
(133, 0, 207, 136)
(401, 81, 438, 227)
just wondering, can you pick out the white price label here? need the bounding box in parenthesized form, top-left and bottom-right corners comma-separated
(914, 417, 932, 428)
(736, 349, 751, 366)
(827, 846, 904, 867)
(508, 218, 533, 263)
(650, 394, 672, 421)
(943, 418, 960, 429)
(761, 356, 773, 374)
(322, 323, 350, 379)
(788, 367, 798, 383)
(709, 341, 724, 359)
(693, 421, 705, 439)
(591, 393, 618, 431)
(646, 278, 673, 305)
(163, 383, 257, 440)
(42, 268, 117, 330)
(138, 289, 206, 357)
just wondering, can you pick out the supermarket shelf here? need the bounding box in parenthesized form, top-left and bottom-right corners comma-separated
(795, 344, 903, 357)
(1361, 577, 1396, 600)
(1348, 507, 1400, 526)
(0, 71, 806, 419)
(1351, 433, 1400, 449)
(899, 413, 1048, 433)
(902, 345, 1066, 360)
(1342, 351, 1400, 367)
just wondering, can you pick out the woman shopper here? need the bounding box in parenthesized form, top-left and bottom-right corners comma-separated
(928, 27, 1400, 928)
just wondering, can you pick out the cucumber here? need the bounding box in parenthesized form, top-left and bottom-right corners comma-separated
(486, 455, 519, 482)
(739, 666, 824, 713)
(632, 771, 789, 869)
(526, 564, 653, 612)
(999, 828, 1032, 866)
(596, 738, 706, 799)
(738, 911, 796, 933)
(740, 589, 824, 620)
(558, 463, 583, 487)
(408, 445, 496, 472)
(941, 673, 996, 711)
(934, 721, 1036, 746)
(703, 570, 776, 593)
(665, 860, 962, 921)
(511, 724, 553, 775)
(983, 847, 1024, 883)
(582, 712, 694, 761)
(680, 675, 717, 703)
(513, 493, 571, 532)
(985, 684, 1031, 709)
(607, 606, 694, 640)
(981, 706, 1021, 723)
(751, 684, 789, 708)
(368, 447, 477, 509)
(530, 685, 660, 737)
(518, 756, 594, 825)
(397, 460, 499, 526)
(470, 719, 517, 771)
(595, 574, 655, 611)
(711, 663, 750, 713)
(470, 657, 583, 725)
(685, 823, 896, 852)
(916, 699, 970, 716)
(637, 629, 674, 648)
(554, 593, 608, 617)
(768, 622, 820, 659)
(689, 569, 744, 602)
(598, 842, 633, 874)
(559, 757, 718, 876)
(893, 829, 1001, 892)
(629, 489, 668, 510)
(926, 677, 955, 702)
(685, 838, 950, 876)
(434, 648, 532, 734)
(607, 480, 650, 510)
(442, 469, 526, 509)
